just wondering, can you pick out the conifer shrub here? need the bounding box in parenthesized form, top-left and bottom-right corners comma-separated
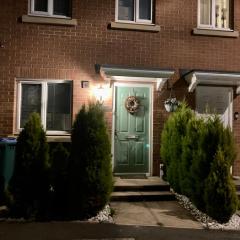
(49, 142, 70, 219)
(180, 117, 205, 198)
(8, 113, 50, 219)
(161, 104, 238, 222)
(68, 102, 113, 219)
(160, 102, 194, 193)
(187, 118, 210, 211)
(204, 148, 238, 223)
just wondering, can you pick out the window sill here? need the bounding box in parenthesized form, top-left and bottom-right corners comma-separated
(9, 134, 71, 142)
(47, 135, 71, 142)
(21, 15, 77, 26)
(110, 22, 160, 32)
(193, 28, 239, 38)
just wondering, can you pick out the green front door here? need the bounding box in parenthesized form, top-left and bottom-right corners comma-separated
(114, 86, 150, 174)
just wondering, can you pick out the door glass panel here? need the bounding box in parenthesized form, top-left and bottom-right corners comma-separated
(200, 0, 212, 25)
(118, 0, 134, 21)
(215, 0, 229, 28)
(34, 0, 48, 12)
(53, 0, 70, 16)
(47, 83, 71, 131)
(20, 84, 42, 128)
(139, 0, 151, 20)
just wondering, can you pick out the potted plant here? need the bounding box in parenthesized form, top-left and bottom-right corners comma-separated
(164, 98, 179, 112)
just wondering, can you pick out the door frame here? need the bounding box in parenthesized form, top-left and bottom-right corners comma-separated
(112, 82, 154, 176)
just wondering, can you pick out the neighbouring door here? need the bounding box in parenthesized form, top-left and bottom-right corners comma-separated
(196, 86, 233, 128)
(114, 86, 150, 174)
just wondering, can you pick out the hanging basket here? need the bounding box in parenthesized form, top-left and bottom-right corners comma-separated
(125, 96, 140, 114)
(164, 98, 179, 112)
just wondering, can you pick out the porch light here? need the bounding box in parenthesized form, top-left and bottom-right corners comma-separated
(93, 85, 109, 104)
(234, 112, 239, 120)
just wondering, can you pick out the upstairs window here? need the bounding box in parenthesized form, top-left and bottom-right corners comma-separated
(198, 0, 231, 30)
(17, 80, 72, 134)
(116, 0, 153, 24)
(30, 0, 71, 18)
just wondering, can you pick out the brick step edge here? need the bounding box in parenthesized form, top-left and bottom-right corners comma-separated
(111, 191, 175, 202)
(114, 185, 170, 192)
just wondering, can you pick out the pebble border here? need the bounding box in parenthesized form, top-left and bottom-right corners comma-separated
(174, 191, 240, 230)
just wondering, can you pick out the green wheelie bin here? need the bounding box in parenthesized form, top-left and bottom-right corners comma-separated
(0, 138, 17, 188)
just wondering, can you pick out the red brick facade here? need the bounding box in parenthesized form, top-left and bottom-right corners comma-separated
(0, 0, 240, 175)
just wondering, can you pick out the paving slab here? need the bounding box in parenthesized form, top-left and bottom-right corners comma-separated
(110, 201, 202, 229)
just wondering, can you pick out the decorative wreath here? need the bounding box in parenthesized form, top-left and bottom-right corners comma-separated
(125, 96, 140, 114)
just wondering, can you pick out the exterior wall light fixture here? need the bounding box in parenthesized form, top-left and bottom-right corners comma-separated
(234, 112, 239, 120)
(93, 85, 109, 104)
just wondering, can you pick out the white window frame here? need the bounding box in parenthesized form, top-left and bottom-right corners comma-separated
(29, 0, 70, 19)
(16, 79, 72, 135)
(198, 0, 231, 30)
(115, 0, 153, 24)
(195, 86, 233, 129)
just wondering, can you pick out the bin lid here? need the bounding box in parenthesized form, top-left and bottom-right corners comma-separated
(0, 137, 17, 143)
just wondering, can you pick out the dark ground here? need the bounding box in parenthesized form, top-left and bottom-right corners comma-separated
(0, 222, 239, 240)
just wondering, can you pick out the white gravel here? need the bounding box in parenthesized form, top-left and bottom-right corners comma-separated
(174, 191, 240, 230)
(88, 205, 114, 223)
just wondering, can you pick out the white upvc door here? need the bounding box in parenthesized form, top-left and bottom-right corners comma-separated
(196, 86, 233, 128)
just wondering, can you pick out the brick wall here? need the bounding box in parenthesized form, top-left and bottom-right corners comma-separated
(0, 0, 240, 175)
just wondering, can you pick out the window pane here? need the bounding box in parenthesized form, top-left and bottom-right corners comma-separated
(47, 83, 71, 131)
(200, 0, 212, 25)
(215, 0, 229, 28)
(20, 84, 42, 128)
(53, 0, 70, 16)
(139, 0, 151, 20)
(34, 0, 48, 12)
(118, 0, 134, 21)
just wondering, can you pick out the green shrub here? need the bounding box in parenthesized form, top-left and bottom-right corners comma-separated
(68, 102, 113, 219)
(189, 116, 237, 212)
(180, 117, 205, 198)
(161, 103, 238, 223)
(204, 148, 238, 223)
(160, 117, 173, 181)
(8, 113, 50, 219)
(188, 118, 210, 211)
(161, 102, 194, 193)
(49, 142, 70, 219)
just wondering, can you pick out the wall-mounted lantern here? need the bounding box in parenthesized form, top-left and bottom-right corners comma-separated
(93, 85, 109, 104)
(234, 112, 239, 120)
